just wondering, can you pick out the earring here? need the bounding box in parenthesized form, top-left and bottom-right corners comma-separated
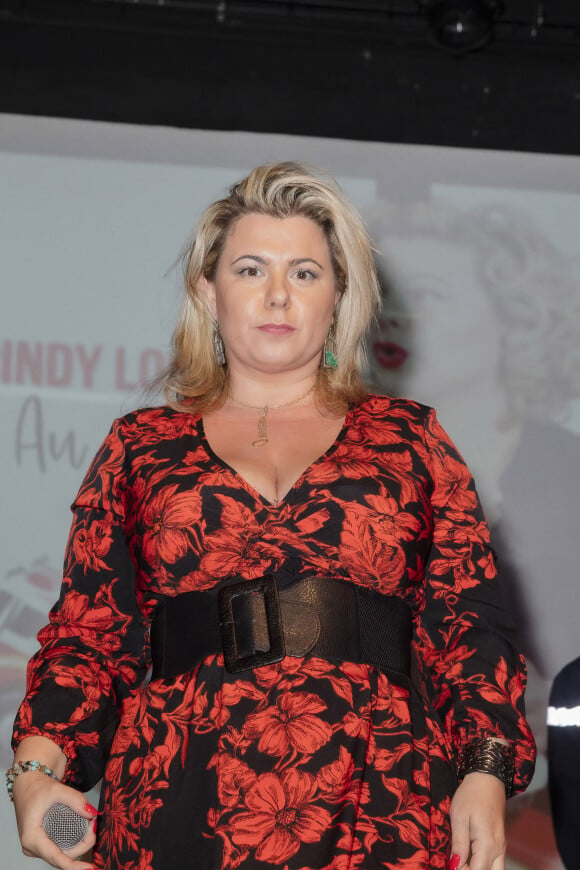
(322, 326, 338, 368)
(213, 323, 226, 366)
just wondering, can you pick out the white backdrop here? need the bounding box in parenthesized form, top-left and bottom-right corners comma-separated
(1, 113, 579, 869)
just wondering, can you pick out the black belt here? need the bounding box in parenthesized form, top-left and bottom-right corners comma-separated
(150, 575, 412, 679)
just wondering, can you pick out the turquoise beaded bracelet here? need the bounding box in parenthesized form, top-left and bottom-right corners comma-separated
(6, 760, 59, 801)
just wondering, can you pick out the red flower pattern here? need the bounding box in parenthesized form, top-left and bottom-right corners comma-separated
(242, 692, 333, 757)
(71, 515, 113, 572)
(141, 484, 203, 564)
(13, 397, 535, 869)
(230, 769, 332, 863)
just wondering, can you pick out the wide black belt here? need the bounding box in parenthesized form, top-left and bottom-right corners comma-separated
(150, 575, 412, 679)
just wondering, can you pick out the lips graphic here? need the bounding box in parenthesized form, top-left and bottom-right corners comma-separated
(373, 341, 408, 369)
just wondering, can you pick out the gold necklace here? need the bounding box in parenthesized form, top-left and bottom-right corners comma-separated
(230, 385, 315, 447)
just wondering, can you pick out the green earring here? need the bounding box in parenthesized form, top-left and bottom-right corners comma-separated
(323, 328, 338, 368)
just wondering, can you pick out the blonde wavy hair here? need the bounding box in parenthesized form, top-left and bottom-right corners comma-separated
(163, 162, 380, 413)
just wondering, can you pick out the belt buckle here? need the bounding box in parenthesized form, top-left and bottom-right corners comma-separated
(218, 576, 286, 674)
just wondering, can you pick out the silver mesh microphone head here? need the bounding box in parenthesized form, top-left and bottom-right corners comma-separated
(42, 802, 90, 850)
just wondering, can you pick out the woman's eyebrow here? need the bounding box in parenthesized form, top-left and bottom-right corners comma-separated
(288, 257, 325, 270)
(231, 254, 268, 265)
(231, 255, 325, 269)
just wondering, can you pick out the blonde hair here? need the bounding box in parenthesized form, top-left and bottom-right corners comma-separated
(163, 162, 380, 413)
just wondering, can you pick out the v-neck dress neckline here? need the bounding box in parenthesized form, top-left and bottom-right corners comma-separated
(196, 409, 353, 508)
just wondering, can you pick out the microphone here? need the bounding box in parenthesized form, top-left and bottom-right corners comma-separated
(42, 803, 90, 850)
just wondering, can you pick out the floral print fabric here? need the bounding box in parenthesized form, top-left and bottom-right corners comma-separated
(13, 396, 536, 869)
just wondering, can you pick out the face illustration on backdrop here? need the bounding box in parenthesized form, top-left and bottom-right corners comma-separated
(365, 201, 580, 501)
(369, 236, 503, 409)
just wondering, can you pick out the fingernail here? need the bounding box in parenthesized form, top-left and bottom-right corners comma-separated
(84, 801, 98, 815)
(449, 855, 461, 870)
(92, 818, 98, 834)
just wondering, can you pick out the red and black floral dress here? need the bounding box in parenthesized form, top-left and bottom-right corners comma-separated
(13, 395, 536, 870)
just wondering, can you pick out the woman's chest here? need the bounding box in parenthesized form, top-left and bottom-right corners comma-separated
(125, 430, 434, 596)
(202, 411, 345, 505)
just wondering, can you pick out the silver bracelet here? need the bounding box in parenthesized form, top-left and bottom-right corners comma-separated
(457, 737, 515, 798)
(6, 760, 60, 802)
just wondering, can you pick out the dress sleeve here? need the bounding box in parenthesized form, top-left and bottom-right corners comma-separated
(413, 408, 536, 795)
(12, 417, 150, 792)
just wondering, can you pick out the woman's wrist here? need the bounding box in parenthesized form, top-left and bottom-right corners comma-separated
(6, 760, 61, 801)
(457, 737, 515, 798)
(13, 736, 68, 776)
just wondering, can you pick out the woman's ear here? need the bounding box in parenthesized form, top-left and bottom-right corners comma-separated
(201, 276, 218, 320)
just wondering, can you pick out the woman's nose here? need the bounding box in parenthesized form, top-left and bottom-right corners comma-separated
(265, 272, 290, 308)
(377, 310, 408, 331)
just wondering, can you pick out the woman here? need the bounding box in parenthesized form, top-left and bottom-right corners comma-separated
(9, 162, 535, 870)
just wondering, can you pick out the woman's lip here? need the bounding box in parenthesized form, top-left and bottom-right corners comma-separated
(373, 341, 408, 369)
(258, 323, 296, 334)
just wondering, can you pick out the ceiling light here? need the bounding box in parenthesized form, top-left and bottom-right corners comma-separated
(422, 0, 502, 54)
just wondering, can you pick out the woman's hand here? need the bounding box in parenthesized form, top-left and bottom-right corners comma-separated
(449, 771, 507, 870)
(13, 772, 97, 869)
(11, 737, 97, 869)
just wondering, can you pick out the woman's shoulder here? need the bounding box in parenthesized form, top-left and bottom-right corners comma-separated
(357, 392, 434, 424)
(110, 404, 200, 444)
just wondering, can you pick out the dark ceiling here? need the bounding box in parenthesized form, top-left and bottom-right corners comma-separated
(1, 0, 580, 155)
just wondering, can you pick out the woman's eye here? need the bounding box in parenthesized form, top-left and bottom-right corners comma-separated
(295, 269, 316, 281)
(410, 284, 448, 307)
(239, 266, 261, 277)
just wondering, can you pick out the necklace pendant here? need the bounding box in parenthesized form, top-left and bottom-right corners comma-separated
(229, 385, 315, 449)
(253, 408, 268, 447)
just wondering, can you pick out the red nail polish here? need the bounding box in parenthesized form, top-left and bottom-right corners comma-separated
(92, 818, 98, 834)
(84, 801, 98, 815)
(449, 855, 461, 870)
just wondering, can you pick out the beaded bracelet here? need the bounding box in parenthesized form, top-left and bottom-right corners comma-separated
(6, 760, 60, 802)
(457, 737, 516, 798)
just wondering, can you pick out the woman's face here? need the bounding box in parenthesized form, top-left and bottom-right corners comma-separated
(369, 237, 502, 404)
(203, 213, 339, 379)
